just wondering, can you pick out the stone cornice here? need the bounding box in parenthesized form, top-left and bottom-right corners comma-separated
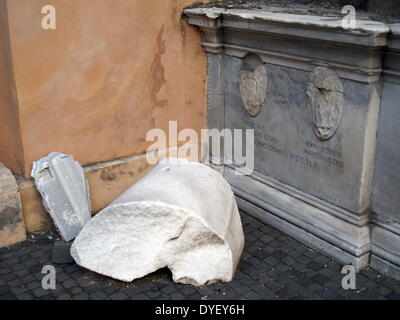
(184, 8, 390, 48)
(184, 8, 394, 83)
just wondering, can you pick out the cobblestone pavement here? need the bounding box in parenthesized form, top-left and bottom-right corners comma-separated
(1, 212, 400, 300)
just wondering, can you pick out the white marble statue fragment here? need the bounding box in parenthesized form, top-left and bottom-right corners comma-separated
(71, 158, 245, 286)
(31, 152, 92, 241)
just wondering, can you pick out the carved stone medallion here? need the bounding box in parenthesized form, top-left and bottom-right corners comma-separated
(307, 67, 344, 141)
(240, 54, 267, 117)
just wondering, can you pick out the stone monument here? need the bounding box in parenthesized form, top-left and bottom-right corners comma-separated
(185, 7, 390, 270)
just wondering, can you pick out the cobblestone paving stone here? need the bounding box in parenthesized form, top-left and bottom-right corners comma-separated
(1, 212, 400, 300)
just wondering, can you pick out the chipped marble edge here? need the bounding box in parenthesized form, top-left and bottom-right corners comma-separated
(183, 7, 391, 34)
(31, 152, 65, 178)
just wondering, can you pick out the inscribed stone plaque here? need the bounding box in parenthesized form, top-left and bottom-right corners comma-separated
(225, 57, 378, 213)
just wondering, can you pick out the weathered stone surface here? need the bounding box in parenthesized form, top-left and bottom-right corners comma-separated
(372, 25, 400, 223)
(31, 152, 91, 242)
(307, 67, 343, 141)
(186, 8, 388, 213)
(240, 53, 267, 117)
(71, 158, 244, 286)
(0, 163, 18, 194)
(0, 163, 26, 248)
(371, 25, 400, 279)
(185, 8, 389, 270)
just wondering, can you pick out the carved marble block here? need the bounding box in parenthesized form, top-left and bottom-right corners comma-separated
(307, 67, 343, 141)
(185, 8, 390, 270)
(71, 158, 244, 286)
(31, 152, 92, 242)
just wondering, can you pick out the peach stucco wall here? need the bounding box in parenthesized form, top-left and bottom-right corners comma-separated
(1, 0, 212, 177)
(0, 1, 24, 175)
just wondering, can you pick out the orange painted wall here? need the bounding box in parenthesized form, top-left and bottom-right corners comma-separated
(1, 0, 212, 177)
(0, 0, 24, 175)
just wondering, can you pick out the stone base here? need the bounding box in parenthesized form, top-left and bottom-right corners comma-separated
(225, 167, 370, 271)
(0, 163, 26, 248)
(17, 144, 204, 233)
(371, 255, 400, 282)
(370, 223, 400, 280)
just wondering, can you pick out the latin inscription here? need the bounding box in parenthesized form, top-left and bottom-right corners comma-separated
(233, 119, 344, 170)
(304, 140, 344, 168)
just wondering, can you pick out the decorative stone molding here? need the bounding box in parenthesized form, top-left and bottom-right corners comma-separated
(307, 67, 343, 141)
(240, 54, 267, 117)
(185, 8, 389, 83)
